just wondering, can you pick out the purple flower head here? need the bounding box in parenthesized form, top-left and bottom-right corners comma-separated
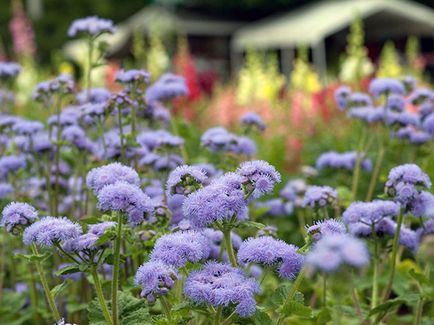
(385, 164, 431, 204)
(231, 136, 257, 156)
(347, 92, 372, 107)
(134, 261, 178, 303)
(257, 225, 278, 237)
(399, 227, 420, 253)
(237, 236, 303, 279)
(80, 103, 108, 121)
(76, 88, 111, 104)
(385, 111, 420, 127)
(1, 202, 38, 234)
(369, 78, 405, 98)
(62, 125, 94, 151)
(32, 75, 74, 102)
(240, 112, 266, 131)
(88, 221, 117, 236)
(86, 162, 140, 194)
(334, 86, 351, 110)
(302, 186, 338, 209)
(409, 191, 434, 218)
(184, 262, 260, 317)
(306, 234, 369, 272)
(0, 115, 22, 129)
(423, 113, 434, 135)
(0, 62, 21, 79)
(408, 88, 434, 105)
(0, 155, 26, 179)
(237, 160, 281, 199)
(316, 151, 372, 172)
(23, 216, 82, 247)
(150, 230, 210, 267)
(183, 175, 248, 228)
(256, 198, 294, 217)
(393, 126, 432, 145)
(136, 129, 184, 151)
(115, 69, 150, 85)
(152, 106, 171, 125)
(420, 102, 433, 118)
(386, 94, 405, 112)
(96, 182, 154, 226)
(62, 233, 100, 252)
(12, 120, 44, 135)
(0, 183, 13, 199)
(201, 127, 233, 152)
(203, 228, 242, 259)
(48, 107, 81, 127)
(280, 179, 307, 203)
(166, 165, 208, 198)
(68, 16, 116, 37)
(145, 73, 188, 105)
(342, 200, 400, 225)
(348, 106, 385, 124)
(402, 76, 416, 93)
(306, 219, 346, 241)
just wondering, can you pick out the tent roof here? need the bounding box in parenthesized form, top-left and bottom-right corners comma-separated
(232, 0, 434, 51)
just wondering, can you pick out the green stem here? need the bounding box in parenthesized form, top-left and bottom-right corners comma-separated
(28, 265, 40, 325)
(91, 265, 113, 325)
(160, 296, 172, 322)
(414, 264, 430, 325)
(276, 269, 304, 325)
(323, 274, 327, 307)
(31, 243, 61, 321)
(371, 223, 379, 311)
(117, 108, 125, 162)
(213, 305, 223, 325)
(366, 145, 384, 202)
(111, 212, 123, 325)
(222, 229, 237, 267)
(382, 210, 404, 303)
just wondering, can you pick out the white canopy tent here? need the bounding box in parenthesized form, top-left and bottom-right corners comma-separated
(232, 0, 434, 78)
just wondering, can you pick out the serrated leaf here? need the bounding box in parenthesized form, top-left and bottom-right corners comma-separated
(55, 265, 81, 276)
(280, 300, 312, 318)
(94, 232, 113, 246)
(316, 307, 332, 324)
(51, 281, 69, 299)
(251, 310, 273, 325)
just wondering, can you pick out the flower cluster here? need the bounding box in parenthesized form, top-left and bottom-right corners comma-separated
(316, 151, 372, 172)
(201, 127, 256, 156)
(1, 202, 38, 234)
(68, 16, 116, 37)
(302, 185, 338, 209)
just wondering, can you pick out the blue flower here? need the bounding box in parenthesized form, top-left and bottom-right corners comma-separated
(1, 202, 38, 234)
(369, 78, 405, 97)
(86, 162, 140, 194)
(68, 16, 116, 37)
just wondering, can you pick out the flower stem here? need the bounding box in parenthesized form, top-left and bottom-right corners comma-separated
(117, 107, 125, 162)
(111, 212, 123, 325)
(365, 145, 384, 202)
(160, 296, 172, 322)
(222, 229, 237, 267)
(90, 265, 113, 325)
(276, 269, 304, 325)
(371, 223, 379, 311)
(213, 306, 223, 325)
(31, 243, 61, 321)
(382, 210, 404, 303)
(323, 274, 327, 307)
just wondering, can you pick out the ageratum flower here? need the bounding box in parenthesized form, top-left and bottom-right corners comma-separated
(62, 233, 100, 252)
(306, 219, 346, 241)
(385, 164, 431, 204)
(150, 230, 210, 267)
(280, 179, 307, 204)
(86, 162, 140, 194)
(88, 221, 117, 236)
(407, 88, 433, 105)
(0, 155, 26, 179)
(140, 153, 184, 172)
(334, 85, 351, 110)
(184, 262, 260, 317)
(1, 202, 38, 234)
(32, 74, 74, 102)
(48, 107, 81, 127)
(237, 160, 281, 199)
(12, 120, 44, 135)
(255, 198, 294, 217)
(386, 94, 405, 112)
(423, 113, 434, 135)
(316, 151, 372, 172)
(136, 129, 184, 151)
(135, 261, 178, 303)
(240, 112, 266, 131)
(0, 115, 21, 129)
(409, 191, 434, 218)
(62, 125, 95, 152)
(306, 234, 369, 272)
(115, 69, 150, 85)
(385, 111, 420, 127)
(0, 62, 21, 79)
(237, 236, 303, 279)
(420, 102, 433, 118)
(342, 200, 400, 225)
(96, 182, 154, 226)
(68, 16, 116, 37)
(393, 126, 432, 145)
(231, 136, 257, 156)
(166, 165, 207, 198)
(183, 173, 248, 228)
(23, 216, 82, 247)
(402, 76, 416, 93)
(203, 228, 242, 259)
(347, 92, 372, 107)
(0, 183, 13, 199)
(369, 78, 405, 98)
(348, 106, 385, 124)
(145, 73, 188, 104)
(302, 186, 338, 209)
(76, 88, 111, 104)
(201, 127, 234, 152)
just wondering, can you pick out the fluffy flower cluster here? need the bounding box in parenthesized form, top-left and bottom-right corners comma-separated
(316, 151, 372, 172)
(368, 78, 405, 98)
(62, 221, 116, 253)
(150, 230, 210, 267)
(200, 127, 256, 156)
(237, 236, 304, 279)
(183, 173, 248, 228)
(86, 162, 140, 194)
(240, 112, 266, 131)
(145, 73, 188, 104)
(134, 261, 178, 303)
(1, 202, 38, 234)
(166, 165, 208, 198)
(23, 216, 82, 247)
(0, 155, 26, 179)
(184, 262, 260, 317)
(385, 164, 431, 205)
(0, 62, 21, 79)
(96, 181, 154, 226)
(342, 200, 400, 225)
(306, 219, 346, 241)
(137, 129, 184, 150)
(302, 186, 338, 209)
(32, 75, 74, 101)
(237, 160, 281, 199)
(68, 16, 116, 37)
(115, 69, 150, 85)
(306, 234, 369, 272)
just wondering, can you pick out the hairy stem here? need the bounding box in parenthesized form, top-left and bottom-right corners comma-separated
(90, 265, 113, 325)
(222, 229, 237, 267)
(111, 212, 123, 325)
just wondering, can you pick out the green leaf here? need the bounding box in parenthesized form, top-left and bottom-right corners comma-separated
(94, 232, 113, 246)
(368, 298, 405, 316)
(242, 221, 266, 229)
(409, 269, 428, 285)
(55, 265, 81, 276)
(280, 300, 312, 318)
(251, 310, 273, 325)
(316, 307, 332, 324)
(51, 281, 69, 299)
